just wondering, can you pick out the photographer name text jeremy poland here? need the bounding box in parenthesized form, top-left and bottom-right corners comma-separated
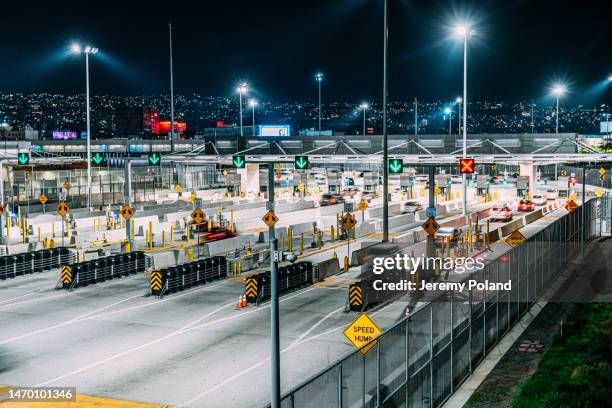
(372, 279, 512, 292)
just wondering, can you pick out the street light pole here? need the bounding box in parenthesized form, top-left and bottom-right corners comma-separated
(315, 73, 324, 136)
(360, 103, 368, 136)
(555, 95, 560, 134)
(414, 97, 418, 136)
(239, 91, 244, 138)
(382, 0, 389, 242)
(249, 99, 257, 136)
(86, 51, 92, 210)
(268, 163, 280, 408)
(169, 22, 175, 152)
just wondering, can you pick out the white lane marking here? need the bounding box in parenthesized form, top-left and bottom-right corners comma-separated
(0, 289, 47, 305)
(0, 294, 143, 345)
(289, 306, 344, 347)
(35, 286, 318, 387)
(0, 274, 144, 310)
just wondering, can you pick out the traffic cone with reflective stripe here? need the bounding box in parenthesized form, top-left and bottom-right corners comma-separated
(241, 294, 247, 308)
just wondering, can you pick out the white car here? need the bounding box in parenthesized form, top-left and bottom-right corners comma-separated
(531, 193, 547, 206)
(546, 189, 559, 200)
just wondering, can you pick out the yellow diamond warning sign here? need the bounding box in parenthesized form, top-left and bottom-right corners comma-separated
(565, 199, 578, 213)
(57, 201, 70, 217)
(341, 212, 357, 231)
(297, 183, 305, 192)
(422, 217, 440, 236)
(120, 204, 134, 221)
(189, 192, 197, 204)
(262, 210, 279, 228)
(0, 204, 5, 217)
(175, 184, 182, 193)
(343, 313, 382, 355)
(191, 207, 205, 224)
(39, 194, 48, 204)
(505, 230, 526, 248)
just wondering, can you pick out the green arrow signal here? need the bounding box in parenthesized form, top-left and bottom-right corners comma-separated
(295, 156, 308, 169)
(232, 156, 245, 168)
(148, 153, 161, 165)
(92, 153, 104, 165)
(18, 153, 29, 165)
(389, 159, 403, 174)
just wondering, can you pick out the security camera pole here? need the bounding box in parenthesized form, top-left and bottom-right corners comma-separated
(268, 162, 280, 408)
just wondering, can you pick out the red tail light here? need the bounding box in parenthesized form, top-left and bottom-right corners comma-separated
(330, 198, 336, 204)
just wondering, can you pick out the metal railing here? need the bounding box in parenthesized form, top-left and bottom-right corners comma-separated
(275, 198, 602, 408)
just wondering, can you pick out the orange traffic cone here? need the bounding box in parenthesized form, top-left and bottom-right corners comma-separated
(242, 295, 247, 308)
(236, 295, 243, 309)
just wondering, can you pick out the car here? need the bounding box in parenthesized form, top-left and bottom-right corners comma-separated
(342, 187, 360, 197)
(435, 227, 461, 245)
(490, 206, 513, 222)
(361, 191, 377, 202)
(546, 189, 559, 200)
(518, 199, 535, 212)
(401, 201, 423, 214)
(531, 193, 547, 206)
(320, 194, 344, 206)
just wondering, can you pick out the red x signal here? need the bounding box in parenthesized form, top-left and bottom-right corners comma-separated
(459, 158, 475, 174)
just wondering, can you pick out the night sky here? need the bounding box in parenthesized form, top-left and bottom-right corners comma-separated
(1, 0, 610, 104)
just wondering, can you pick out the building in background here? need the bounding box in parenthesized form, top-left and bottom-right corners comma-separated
(0, 123, 39, 140)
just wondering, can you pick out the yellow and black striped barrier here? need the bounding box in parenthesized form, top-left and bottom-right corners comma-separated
(348, 283, 363, 311)
(245, 276, 259, 303)
(61, 265, 72, 288)
(150, 270, 163, 296)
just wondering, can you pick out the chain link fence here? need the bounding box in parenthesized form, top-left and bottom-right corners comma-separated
(276, 197, 603, 408)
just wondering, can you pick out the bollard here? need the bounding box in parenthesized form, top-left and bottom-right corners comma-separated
(38, 227, 41, 242)
(208, 219, 212, 232)
(162, 230, 166, 247)
(103, 233, 107, 243)
(288, 227, 293, 252)
(76, 251, 80, 262)
(330, 225, 335, 242)
(187, 226, 191, 242)
(50, 238, 55, 248)
(17, 206, 21, 229)
(238, 260, 241, 275)
(246, 241, 252, 256)
(188, 247, 193, 262)
(131, 220, 135, 241)
(170, 225, 175, 242)
(230, 209, 235, 232)
(43, 237, 49, 249)
(343, 256, 349, 273)
(332, 251, 337, 259)
(125, 242, 131, 253)
(299, 233, 304, 255)
(446, 237, 451, 257)
(52, 223, 55, 238)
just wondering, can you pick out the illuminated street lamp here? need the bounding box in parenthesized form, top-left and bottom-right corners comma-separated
(444, 106, 452, 134)
(248, 99, 257, 136)
(359, 103, 369, 135)
(71, 42, 99, 210)
(551, 84, 567, 134)
(236, 83, 248, 138)
(453, 23, 474, 217)
(455, 96, 463, 135)
(314, 72, 324, 135)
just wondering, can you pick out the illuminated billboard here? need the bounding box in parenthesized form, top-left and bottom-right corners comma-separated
(52, 131, 77, 140)
(258, 125, 290, 137)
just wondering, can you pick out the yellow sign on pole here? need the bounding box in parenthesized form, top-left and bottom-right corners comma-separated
(191, 207, 205, 224)
(422, 217, 440, 236)
(222, 169, 228, 177)
(39, 194, 47, 204)
(57, 201, 70, 217)
(175, 184, 182, 193)
(599, 167, 605, 176)
(595, 188, 604, 198)
(0, 204, 4, 217)
(565, 199, 578, 213)
(189, 192, 197, 204)
(358, 199, 368, 212)
(63, 181, 72, 190)
(120, 204, 134, 221)
(262, 210, 279, 228)
(342, 313, 382, 355)
(505, 230, 526, 247)
(341, 212, 357, 231)
(297, 183, 305, 192)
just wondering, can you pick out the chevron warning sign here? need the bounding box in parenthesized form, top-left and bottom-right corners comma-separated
(348, 283, 363, 311)
(151, 271, 163, 292)
(61, 265, 72, 286)
(245, 276, 259, 302)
